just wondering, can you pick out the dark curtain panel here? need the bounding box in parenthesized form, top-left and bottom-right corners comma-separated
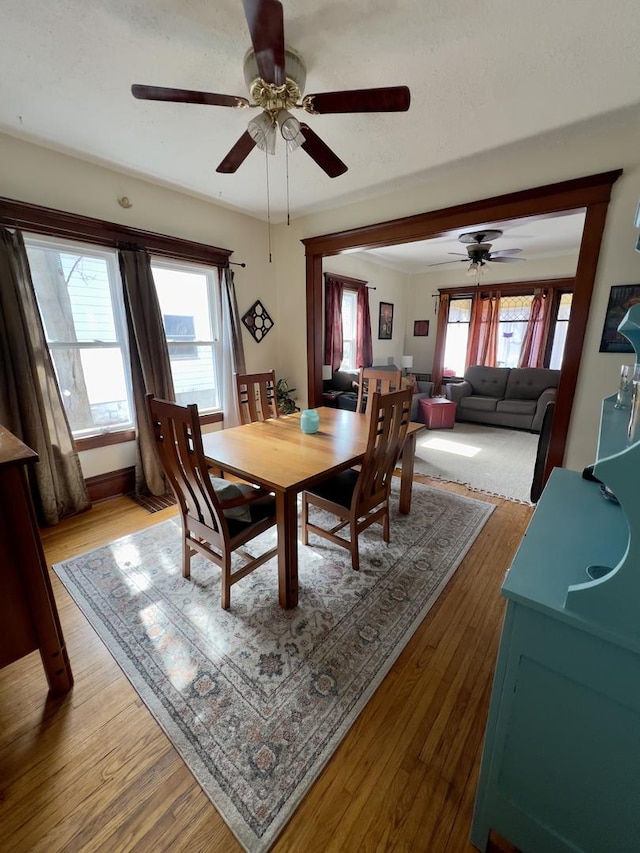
(518, 289, 548, 368)
(431, 293, 450, 393)
(323, 276, 344, 372)
(119, 248, 175, 497)
(219, 267, 246, 427)
(0, 227, 90, 525)
(356, 285, 373, 368)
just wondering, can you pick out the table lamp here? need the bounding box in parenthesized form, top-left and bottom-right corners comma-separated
(401, 355, 413, 376)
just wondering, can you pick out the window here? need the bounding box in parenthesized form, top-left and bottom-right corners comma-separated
(339, 289, 359, 371)
(549, 292, 572, 369)
(443, 297, 472, 377)
(25, 235, 133, 438)
(496, 294, 534, 368)
(152, 259, 220, 412)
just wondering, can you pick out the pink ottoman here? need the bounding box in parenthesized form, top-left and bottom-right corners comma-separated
(418, 397, 457, 429)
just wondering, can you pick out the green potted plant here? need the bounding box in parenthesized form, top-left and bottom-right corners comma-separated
(276, 378, 299, 414)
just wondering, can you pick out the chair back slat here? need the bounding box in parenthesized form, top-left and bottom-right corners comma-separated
(235, 370, 279, 424)
(147, 396, 225, 534)
(355, 368, 403, 414)
(355, 389, 412, 510)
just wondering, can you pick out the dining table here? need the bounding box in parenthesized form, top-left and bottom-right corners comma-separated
(201, 406, 424, 609)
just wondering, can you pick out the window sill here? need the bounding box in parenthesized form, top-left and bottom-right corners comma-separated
(74, 411, 224, 451)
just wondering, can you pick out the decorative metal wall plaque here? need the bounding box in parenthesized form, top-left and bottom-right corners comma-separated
(241, 299, 274, 343)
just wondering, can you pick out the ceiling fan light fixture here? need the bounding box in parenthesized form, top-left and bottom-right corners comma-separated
(466, 261, 479, 277)
(277, 109, 305, 151)
(248, 112, 277, 154)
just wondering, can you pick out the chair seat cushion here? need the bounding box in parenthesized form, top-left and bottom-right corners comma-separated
(210, 477, 262, 523)
(307, 468, 360, 508)
(225, 492, 276, 537)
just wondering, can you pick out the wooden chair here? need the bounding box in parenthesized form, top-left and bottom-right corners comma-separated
(146, 395, 278, 609)
(302, 388, 412, 571)
(355, 367, 403, 414)
(235, 370, 279, 424)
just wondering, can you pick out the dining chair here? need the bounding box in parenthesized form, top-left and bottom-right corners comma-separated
(235, 370, 279, 424)
(146, 394, 278, 609)
(301, 388, 412, 571)
(355, 367, 403, 414)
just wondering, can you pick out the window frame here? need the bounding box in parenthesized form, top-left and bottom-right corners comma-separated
(0, 195, 233, 449)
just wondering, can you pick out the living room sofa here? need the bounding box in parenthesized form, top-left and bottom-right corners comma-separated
(445, 365, 560, 432)
(327, 366, 433, 422)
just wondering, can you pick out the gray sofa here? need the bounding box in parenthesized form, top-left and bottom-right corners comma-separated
(445, 365, 560, 432)
(329, 366, 433, 422)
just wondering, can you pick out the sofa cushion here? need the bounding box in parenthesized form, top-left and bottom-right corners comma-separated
(465, 366, 510, 399)
(332, 370, 359, 392)
(496, 399, 537, 416)
(459, 395, 501, 413)
(505, 367, 560, 400)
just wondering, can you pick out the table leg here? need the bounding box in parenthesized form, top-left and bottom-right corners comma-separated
(399, 432, 417, 514)
(276, 489, 299, 608)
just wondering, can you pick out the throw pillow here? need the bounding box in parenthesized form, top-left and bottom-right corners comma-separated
(402, 374, 418, 393)
(209, 476, 253, 523)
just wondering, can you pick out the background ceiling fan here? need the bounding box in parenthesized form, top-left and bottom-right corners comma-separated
(429, 229, 527, 271)
(131, 0, 411, 178)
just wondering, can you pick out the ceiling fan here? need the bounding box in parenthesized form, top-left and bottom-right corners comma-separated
(428, 229, 527, 273)
(131, 0, 411, 178)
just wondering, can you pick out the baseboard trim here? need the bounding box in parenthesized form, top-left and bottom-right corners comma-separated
(86, 467, 135, 503)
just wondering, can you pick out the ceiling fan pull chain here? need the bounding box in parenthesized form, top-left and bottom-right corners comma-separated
(265, 148, 272, 263)
(285, 145, 291, 226)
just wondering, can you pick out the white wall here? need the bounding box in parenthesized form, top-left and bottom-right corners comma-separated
(275, 106, 640, 472)
(0, 132, 275, 477)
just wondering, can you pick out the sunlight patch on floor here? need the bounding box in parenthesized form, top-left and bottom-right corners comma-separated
(421, 437, 482, 458)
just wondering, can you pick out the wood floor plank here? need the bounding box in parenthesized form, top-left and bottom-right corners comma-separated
(0, 481, 531, 852)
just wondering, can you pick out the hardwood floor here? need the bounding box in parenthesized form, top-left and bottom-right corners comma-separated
(0, 478, 530, 852)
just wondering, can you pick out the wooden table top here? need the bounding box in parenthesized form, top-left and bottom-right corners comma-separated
(201, 407, 422, 492)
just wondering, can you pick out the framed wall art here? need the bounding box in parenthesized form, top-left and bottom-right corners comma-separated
(413, 320, 430, 337)
(241, 299, 274, 343)
(378, 301, 394, 340)
(599, 284, 640, 353)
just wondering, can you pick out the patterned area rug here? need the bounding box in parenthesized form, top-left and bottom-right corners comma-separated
(412, 422, 538, 504)
(54, 481, 494, 853)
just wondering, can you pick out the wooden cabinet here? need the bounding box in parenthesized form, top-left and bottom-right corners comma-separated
(0, 425, 72, 695)
(471, 305, 640, 852)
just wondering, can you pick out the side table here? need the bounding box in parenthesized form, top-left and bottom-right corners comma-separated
(418, 397, 457, 429)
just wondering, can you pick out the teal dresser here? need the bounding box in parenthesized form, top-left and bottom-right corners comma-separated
(471, 305, 640, 853)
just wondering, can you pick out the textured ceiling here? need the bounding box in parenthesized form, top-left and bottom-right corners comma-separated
(2, 0, 640, 227)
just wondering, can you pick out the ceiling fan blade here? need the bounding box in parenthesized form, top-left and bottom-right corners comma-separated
(489, 248, 523, 257)
(216, 131, 256, 173)
(447, 252, 469, 257)
(426, 260, 465, 267)
(490, 256, 526, 263)
(242, 0, 286, 86)
(303, 86, 410, 115)
(299, 124, 348, 178)
(132, 84, 249, 108)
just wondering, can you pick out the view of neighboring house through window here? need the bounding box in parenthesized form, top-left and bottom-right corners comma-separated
(339, 288, 359, 371)
(25, 235, 134, 438)
(25, 236, 223, 441)
(151, 259, 220, 412)
(443, 297, 472, 377)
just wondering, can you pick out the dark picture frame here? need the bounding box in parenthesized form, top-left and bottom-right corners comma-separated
(378, 301, 394, 340)
(599, 284, 640, 353)
(413, 319, 430, 337)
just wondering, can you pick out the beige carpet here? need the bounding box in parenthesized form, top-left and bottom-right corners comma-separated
(53, 480, 493, 853)
(412, 422, 538, 504)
